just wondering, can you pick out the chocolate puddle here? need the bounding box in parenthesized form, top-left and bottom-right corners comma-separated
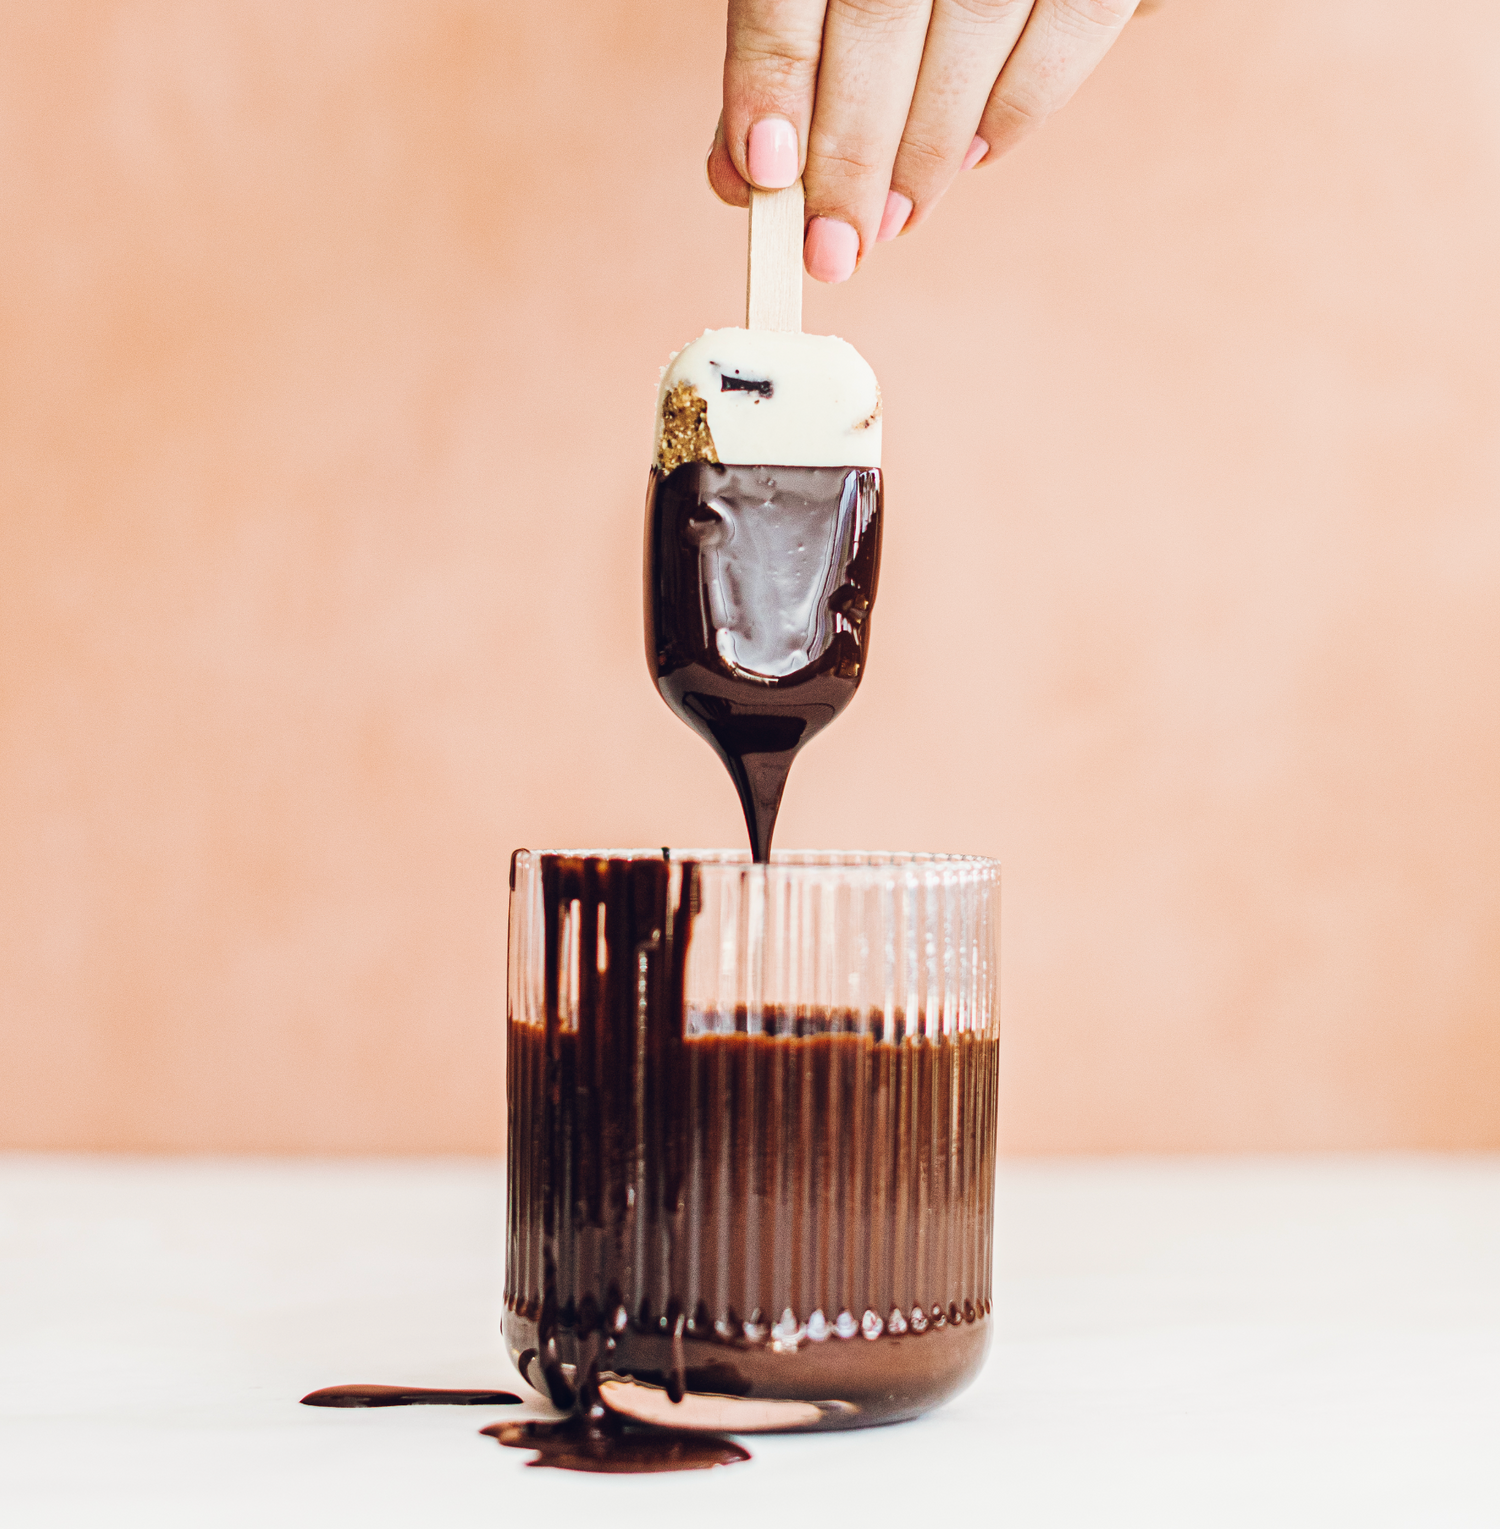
(645, 462, 882, 861)
(482, 1413, 749, 1474)
(300, 1384, 522, 1408)
(300, 1382, 748, 1473)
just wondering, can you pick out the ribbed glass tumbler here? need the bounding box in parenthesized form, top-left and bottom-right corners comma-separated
(504, 849, 1000, 1432)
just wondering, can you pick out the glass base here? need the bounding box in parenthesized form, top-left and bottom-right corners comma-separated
(504, 1304, 990, 1432)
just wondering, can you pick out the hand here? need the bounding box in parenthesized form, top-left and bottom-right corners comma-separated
(707, 0, 1156, 283)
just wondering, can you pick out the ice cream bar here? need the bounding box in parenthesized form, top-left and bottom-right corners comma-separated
(653, 328, 881, 473)
(644, 186, 885, 862)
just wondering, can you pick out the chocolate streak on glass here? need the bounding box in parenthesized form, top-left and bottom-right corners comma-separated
(645, 463, 882, 862)
(504, 855, 999, 1432)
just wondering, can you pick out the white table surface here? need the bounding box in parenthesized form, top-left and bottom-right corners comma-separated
(2, 1154, 1496, 1528)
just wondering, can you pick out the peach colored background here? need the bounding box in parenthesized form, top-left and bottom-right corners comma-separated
(2, 1, 1497, 1154)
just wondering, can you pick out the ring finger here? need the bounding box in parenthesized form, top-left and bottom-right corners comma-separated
(885, 0, 1036, 238)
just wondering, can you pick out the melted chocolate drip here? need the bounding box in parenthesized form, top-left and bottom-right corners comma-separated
(645, 463, 882, 861)
(300, 1384, 521, 1408)
(482, 1412, 749, 1474)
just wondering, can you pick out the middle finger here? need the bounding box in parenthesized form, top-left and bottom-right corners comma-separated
(802, 0, 935, 282)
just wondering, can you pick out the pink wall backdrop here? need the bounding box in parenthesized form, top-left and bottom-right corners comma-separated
(2, 1, 1497, 1153)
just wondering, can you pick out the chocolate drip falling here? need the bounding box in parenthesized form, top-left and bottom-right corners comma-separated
(645, 463, 882, 861)
(504, 855, 998, 1432)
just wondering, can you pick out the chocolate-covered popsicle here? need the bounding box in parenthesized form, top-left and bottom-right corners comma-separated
(645, 320, 884, 861)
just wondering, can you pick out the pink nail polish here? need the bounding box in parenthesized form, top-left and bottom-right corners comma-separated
(746, 117, 799, 189)
(961, 136, 989, 172)
(877, 191, 913, 243)
(804, 217, 859, 284)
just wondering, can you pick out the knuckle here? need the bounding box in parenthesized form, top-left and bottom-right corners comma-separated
(731, 39, 823, 96)
(728, 1, 825, 79)
(827, 0, 932, 33)
(982, 88, 1046, 131)
(729, 0, 826, 56)
(734, 33, 823, 68)
(811, 140, 888, 181)
(894, 130, 953, 180)
(1047, 0, 1135, 34)
(942, 0, 1033, 22)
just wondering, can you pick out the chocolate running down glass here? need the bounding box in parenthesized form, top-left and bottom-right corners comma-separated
(504, 849, 1000, 1432)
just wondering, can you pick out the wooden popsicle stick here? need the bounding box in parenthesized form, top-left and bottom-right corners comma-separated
(746, 182, 804, 333)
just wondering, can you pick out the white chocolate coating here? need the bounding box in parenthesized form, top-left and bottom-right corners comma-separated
(656, 328, 881, 469)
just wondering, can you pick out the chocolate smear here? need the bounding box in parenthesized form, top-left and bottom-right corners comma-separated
(300, 1384, 522, 1409)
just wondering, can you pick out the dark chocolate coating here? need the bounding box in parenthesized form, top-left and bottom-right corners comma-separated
(644, 463, 882, 861)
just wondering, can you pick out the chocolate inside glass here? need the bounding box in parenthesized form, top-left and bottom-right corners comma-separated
(504, 849, 1000, 1432)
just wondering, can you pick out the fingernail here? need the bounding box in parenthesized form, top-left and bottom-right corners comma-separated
(877, 191, 913, 243)
(961, 135, 989, 171)
(804, 217, 859, 284)
(746, 117, 798, 189)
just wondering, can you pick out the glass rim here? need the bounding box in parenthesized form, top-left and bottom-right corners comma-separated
(511, 847, 1000, 872)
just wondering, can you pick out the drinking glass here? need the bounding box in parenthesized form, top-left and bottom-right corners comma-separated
(504, 848, 1000, 1432)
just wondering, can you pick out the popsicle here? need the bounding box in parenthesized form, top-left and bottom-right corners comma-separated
(644, 183, 885, 862)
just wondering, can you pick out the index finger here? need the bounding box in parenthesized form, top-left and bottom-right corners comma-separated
(716, 0, 830, 195)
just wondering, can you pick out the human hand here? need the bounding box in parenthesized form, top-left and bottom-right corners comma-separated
(707, 0, 1158, 283)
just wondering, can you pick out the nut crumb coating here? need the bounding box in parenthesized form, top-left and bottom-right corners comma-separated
(655, 382, 719, 472)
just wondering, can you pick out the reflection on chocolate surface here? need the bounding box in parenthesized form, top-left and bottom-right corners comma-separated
(645, 463, 882, 861)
